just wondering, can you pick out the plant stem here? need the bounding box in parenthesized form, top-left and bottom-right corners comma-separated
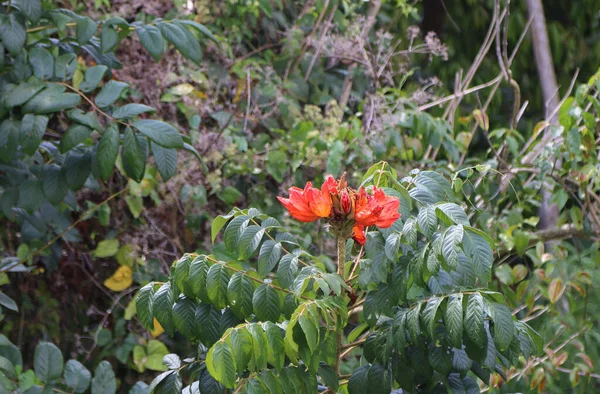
(334, 236, 346, 378)
(337, 237, 346, 278)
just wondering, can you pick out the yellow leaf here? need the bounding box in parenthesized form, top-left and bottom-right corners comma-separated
(233, 79, 245, 103)
(150, 318, 164, 338)
(103, 265, 133, 292)
(473, 109, 489, 131)
(548, 278, 565, 304)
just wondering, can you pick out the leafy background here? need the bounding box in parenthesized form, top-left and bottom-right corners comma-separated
(1, 0, 599, 392)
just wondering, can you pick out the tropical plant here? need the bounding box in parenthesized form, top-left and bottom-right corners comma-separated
(136, 162, 542, 393)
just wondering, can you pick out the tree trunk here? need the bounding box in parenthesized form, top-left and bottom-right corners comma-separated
(526, 0, 560, 240)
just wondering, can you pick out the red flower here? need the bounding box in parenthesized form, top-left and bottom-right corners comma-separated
(278, 175, 400, 238)
(352, 224, 366, 245)
(355, 187, 400, 228)
(278, 179, 333, 222)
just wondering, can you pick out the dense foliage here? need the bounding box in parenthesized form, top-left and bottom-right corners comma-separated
(1, 0, 599, 393)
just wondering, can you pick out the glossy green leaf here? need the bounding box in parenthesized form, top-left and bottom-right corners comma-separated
(20, 114, 48, 155)
(227, 272, 254, 319)
(95, 80, 128, 108)
(465, 293, 485, 347)
(34, 342, 64, 384)
(445, 293, 463, 348)
(137, 25, 164, 62)
(64, 360, 91, 393)
(122, 127, 146, 182)
(153, 282, 175, 336)
(136, 282, 155, 330)
(206, 264, 231, 309)
(253, 284, 281, 322)
(91, 361, 116, 394)
(206, 341, 236, 388)
(132, 120, 183, 149)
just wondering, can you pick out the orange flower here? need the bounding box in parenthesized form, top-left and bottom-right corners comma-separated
(352, 224, 366, 245)
(355, 187, 400, 228)
(278, 179, 333, 222)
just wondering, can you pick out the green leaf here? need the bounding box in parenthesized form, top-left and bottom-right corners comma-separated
(406, 304, 421, 343)
(20, 114, 48, 155)
(442, 225, 464, 269)
(384, 233, 401, 261)
(42, 164, 68, 205)
(173, 255, 191, 295)
(247, 323, 268, 371)
(227, 272, 254, 319)
(206, 264, 231, 309)
(176, 20, 218, 43)
(195, 304, 221, 346)
(137, 25, 164, 62)
(253, 284, 281, 322)
(211, 214, 233, 243)
(22, 86, 81, 114)
(436, 203, 469, 226)
(0, 14, 26, 55)
(153, 282, 175, 336)
(29, 47, 54, 80)
(101, 26, 119, 54)
(189, 256, 210, 302)
(263, 322, 285, 371)
(113, 104, 156, 119)
(0, 119, 19, 163)
(277, 254, 299, 289)
(132, 120, 183, 149)
(54, 53, 78, 80)
(76, 17, 97, 44)
(463, 229, 493, 285)
(172, 297, 197, 340)
(68, 109, 102, 130)
(258, 240, 282, 276)
(367, 364, 391, 394)
(20, 180, 44, 212)
(348, 365, 369, 394)
(136, 282, 155, 330)
(445, 293, 463, 348)
(64, 360, 91, 393)
(163, 354, 180, 370)
(34, 342, 64, 384)
(224, 215, 250, 251)
(5, 81, 45, 108)
(62, 151, 92, 191)
(14, 0, 42, 23)
(465, 293, 485, 348)
(422, 296, 442, 338)
(80, 65, 108, 92)
(91, 361, 116, 394)
(237, 225, 265, 260)
(489, 302, 515, 351)
(97, 125, 120, 181)
(157, 22, 202, 64)
(230, 328, 253, 373)
(94, 239, 119, 258)
(417, 205, 438, 238)
(95, 80, 128, 108)
(0, 292, 17, 312)
(152, 143, 178, 181)
(297, 312, 318, 353)
(61, 124, 91, 153)
(206, 341, 236, 388)
(122, 127, 146, 182)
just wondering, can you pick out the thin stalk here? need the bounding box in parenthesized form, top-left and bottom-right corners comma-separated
(334, 236, 347, 378)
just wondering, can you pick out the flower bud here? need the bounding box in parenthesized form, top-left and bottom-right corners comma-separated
(341, 191, 351, 214)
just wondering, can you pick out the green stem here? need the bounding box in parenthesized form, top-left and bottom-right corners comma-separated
(334, 236, 347, 378)
(337, 237, 346, 278)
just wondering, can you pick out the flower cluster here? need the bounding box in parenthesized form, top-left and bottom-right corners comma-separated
(277, 175, 400, 244)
